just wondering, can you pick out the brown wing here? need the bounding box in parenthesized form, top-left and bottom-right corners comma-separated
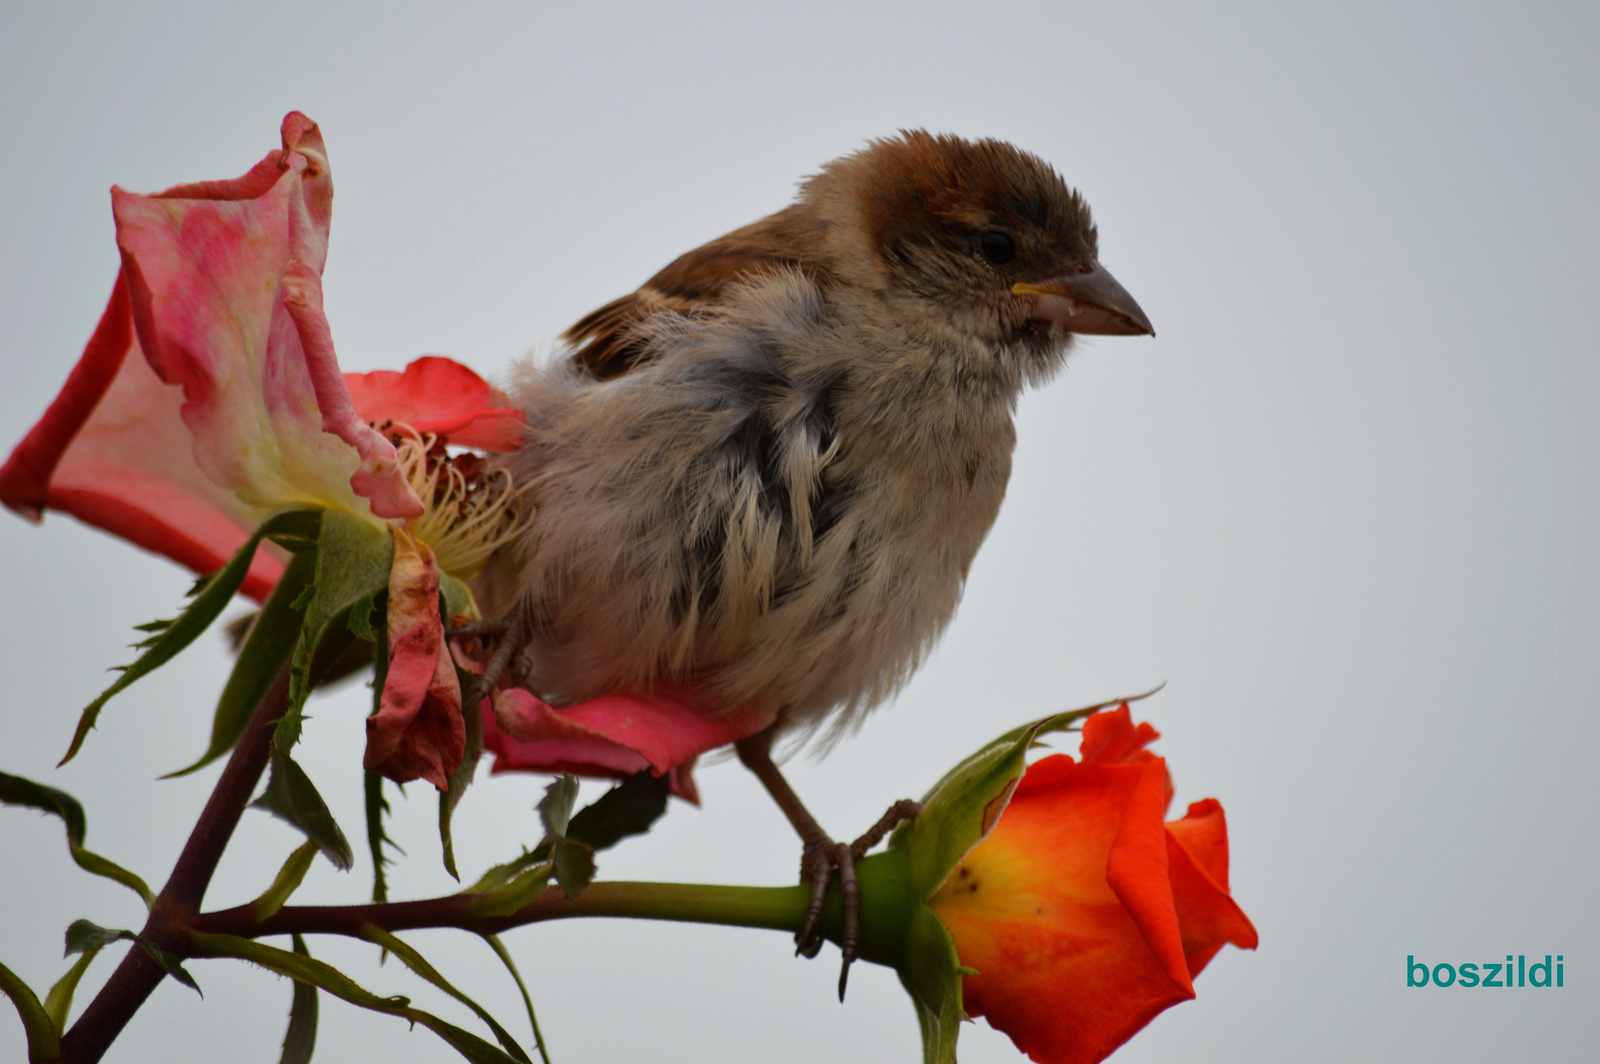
(563, 205, 823, 379)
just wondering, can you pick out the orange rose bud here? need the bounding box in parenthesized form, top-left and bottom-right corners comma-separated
(928, 707, 1257, 1064)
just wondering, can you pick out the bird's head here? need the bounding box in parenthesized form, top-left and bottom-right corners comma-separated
(800, 131, 1153, 368)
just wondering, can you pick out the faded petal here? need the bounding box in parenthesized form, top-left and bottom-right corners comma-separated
(2, 112, 425, 602)
(364, 534, 464, 789)
(111, 112, 419, 519)
(482, 686, 776, 804)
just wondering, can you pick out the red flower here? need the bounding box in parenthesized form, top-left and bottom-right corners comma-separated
(928, 707, 1257, 1064)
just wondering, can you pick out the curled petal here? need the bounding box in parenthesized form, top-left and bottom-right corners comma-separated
(345, 357, 526, 452)
(2, 111, 429, 600)
(365, 535, 464, 789)
(1077, 702, 1173, 811)
(481, 686, 776, 804)
(1166, 800, 1258, 976)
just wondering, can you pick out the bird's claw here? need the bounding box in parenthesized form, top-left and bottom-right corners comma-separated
(449, 612, 528, 706)
(792, 799, 924, 1000)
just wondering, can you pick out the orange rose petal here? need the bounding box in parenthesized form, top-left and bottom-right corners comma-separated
(933, 755, 1198, 1064)
(1165, 801, 1258, 976)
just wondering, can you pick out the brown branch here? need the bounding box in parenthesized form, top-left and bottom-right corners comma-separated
(59, 662, 292, 1064)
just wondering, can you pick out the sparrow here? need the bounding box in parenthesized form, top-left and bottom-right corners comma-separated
(473, 131, 1152, 988)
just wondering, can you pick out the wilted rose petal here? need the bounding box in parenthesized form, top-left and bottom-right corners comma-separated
(345, 357, 526, 452)
(482, 686, 777, 804)
(365, 534, 464, 789)
(1, 112, 424, 601)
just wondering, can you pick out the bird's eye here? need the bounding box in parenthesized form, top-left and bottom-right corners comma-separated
(978, 229, 1016, 266)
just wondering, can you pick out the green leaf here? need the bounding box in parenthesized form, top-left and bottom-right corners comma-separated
(536, 776, 578, 840)
(0, 958, 59, 1063)
(478, 935, 551, 1064)
(279, 935, 319, 1064)
(563, 771, 670, 854)
(465, 771, 668, 912)
(359, 927, 532, 1063)
(64, 920, 200, 995)
(166, 550, 317, 777)
(187, 933, 521, 1064)
(251, 841, 320, 924)
(364, 770, 399, 904)
(60, 505, 323, 765)
(467, 863, 552, 921)
(438, 669, 485, 881)
(278, 511, 395, 752)
(550, 840, 595, 901)
(0, 771, 154, 906)
(42, 946, 100, 1035)
(252, 753, 354, 871)
(898, 906, 965, 1064)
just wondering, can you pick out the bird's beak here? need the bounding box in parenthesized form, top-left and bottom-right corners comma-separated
(1013, 263, 1155, 336)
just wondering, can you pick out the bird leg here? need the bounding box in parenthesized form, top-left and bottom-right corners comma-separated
(450, 613, 527, 708)
(735, 727, 923, 1000)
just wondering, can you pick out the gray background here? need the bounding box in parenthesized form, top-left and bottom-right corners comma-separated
(2, 2, 1596, 1061)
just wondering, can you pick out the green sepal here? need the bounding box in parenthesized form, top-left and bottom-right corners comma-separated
(0, 959, 59, 1063)
(278, 510, 395, 752)
(478, 935, 551, 1064)
(165, 549, 316, 778)
(64, 920, 199, 995)
(898, 906, 965, 1064)
(437, 571, 480, 621)
(42, 947, 100, 1035)
(250, 841, 320, 924)
(187, 933, 521, 1064)
(438, 661, 485, 881)
(60, 505, 323, 765)
(365, 599, 396, 903)
(364, 771, 399, 904)
(280, 934, 319, 1064)
(252, 753, 355, 871)
(890, 707, 1100, 898)
(359, 927, 533, 1064)
(0, 770, 154, 906)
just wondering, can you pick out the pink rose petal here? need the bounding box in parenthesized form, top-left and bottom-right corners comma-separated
(481, 686, 778, 804)
(365, 535, 464, 789)
(345, 357, 526, 452)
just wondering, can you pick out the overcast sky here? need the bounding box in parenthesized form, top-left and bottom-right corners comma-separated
(2, 2, 1596, 1062)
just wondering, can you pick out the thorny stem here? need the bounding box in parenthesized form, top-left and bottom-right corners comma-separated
(58, 662, 292, 1064)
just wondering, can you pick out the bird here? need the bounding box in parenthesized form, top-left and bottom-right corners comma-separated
(470, 130, 1153, 990)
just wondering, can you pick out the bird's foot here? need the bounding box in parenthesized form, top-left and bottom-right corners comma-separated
(448, 613, 531, 706)
(794, 798, 924, 999)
